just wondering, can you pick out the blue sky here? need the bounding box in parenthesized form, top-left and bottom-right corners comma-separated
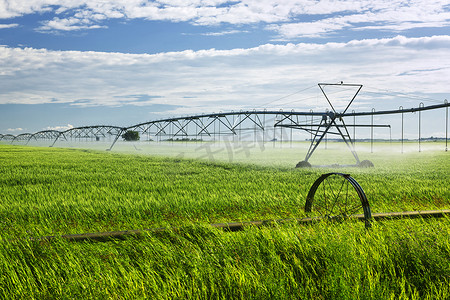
(1, 0, 450, 137)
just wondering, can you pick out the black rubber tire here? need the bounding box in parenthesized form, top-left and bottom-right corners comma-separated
(305, 173, 372, 228)
(359, 160, 374, 168)
(295, 160, 312, 168)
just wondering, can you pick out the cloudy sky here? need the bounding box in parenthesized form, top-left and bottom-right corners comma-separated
(1, 0, 450, 135)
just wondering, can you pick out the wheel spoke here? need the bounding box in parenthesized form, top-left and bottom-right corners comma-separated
(320, 179, 332, 214)
(344, 181, 349, 207)
(329, 178, 347, 215)
(313, 203, 326, 216)
(346, 204, 363, 215)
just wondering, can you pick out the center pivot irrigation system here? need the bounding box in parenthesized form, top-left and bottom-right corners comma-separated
(2, 83, 449, 168)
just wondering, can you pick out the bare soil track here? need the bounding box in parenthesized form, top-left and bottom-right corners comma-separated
(33, 209, 450, 242)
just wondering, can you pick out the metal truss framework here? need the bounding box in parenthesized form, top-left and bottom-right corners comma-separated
(0, 134, 16, 141)
(29, 130, 62, 143)
(11, 133, 35, 143)
(49, 126, 126, 148)
(129, 106, 445, 161)
(2, 84, 449, 166)
(10, 130, 62, 144)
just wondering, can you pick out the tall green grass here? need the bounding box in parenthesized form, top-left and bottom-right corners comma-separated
(0, 144, 448, 299)
(0, 144, 448, 238)
(0, 220, 448, 299)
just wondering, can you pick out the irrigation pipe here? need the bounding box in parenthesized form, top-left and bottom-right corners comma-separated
(30, 209, 450, 242)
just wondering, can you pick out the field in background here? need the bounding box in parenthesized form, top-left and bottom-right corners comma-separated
(0, 143, 448, 299)
(17, 138, 449, 167)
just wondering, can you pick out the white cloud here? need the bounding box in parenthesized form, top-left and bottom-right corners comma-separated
(1, 1, 449, 37)
(0, 35, 449, 115)
(45, 124, 74, 131)
(269, 3, 450, 39)
(200, 29, 248, 36)
(6, 127, 23, 132)
(267, 18, 349, 39)
(38, 17, 106, 31)
(0, 23, 19, 29)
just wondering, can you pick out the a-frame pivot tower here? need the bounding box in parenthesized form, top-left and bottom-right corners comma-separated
(297, 82, 364, 167)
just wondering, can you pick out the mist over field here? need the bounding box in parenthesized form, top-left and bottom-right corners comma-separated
(9, 138, 446, 168)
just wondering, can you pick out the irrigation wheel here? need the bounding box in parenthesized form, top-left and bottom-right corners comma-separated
(305, 173, 372, 228)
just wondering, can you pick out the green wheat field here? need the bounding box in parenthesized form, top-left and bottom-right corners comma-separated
(0, 143, 448, 299)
